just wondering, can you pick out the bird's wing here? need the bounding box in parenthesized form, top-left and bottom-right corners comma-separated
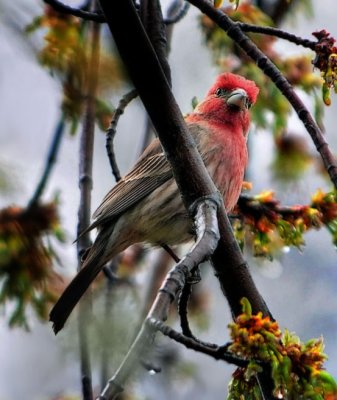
(90, 139, 172, 229)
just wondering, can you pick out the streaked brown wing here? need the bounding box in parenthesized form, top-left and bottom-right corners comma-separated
(90, 139, 172, 229)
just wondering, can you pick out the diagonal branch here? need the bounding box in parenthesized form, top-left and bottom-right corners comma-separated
(187, 0, 337, 191)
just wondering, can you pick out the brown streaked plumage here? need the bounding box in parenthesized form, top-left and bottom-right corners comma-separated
(50, 73, 259, 334)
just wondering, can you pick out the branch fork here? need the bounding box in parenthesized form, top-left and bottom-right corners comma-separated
(98, 196, 220, 399)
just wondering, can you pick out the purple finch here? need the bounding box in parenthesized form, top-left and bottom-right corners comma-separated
(50, 73, 259, 333)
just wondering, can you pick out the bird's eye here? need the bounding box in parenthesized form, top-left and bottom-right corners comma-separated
(246, 100, 252, 109)
(215, 88, 228, 97)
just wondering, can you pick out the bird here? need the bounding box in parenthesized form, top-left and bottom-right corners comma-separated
(49, 72, 259, 334)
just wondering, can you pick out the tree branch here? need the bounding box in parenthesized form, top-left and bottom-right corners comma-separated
(100, 260, 119, 389)
(141, 250, 174, 319)
(140, 0, 172, 87)
(27, 115, 65, 208)
(106, 89, 138, 181)
(237, 23, 316, 50)
(151, 319, 247, 366)
(164, 1, 190, 26)
(237, 192, 334, 224)
(178, 280, 195, 337)
(77, 6, 101, 399)
(98, 198, 220, 399)
(139, 0, 181, 153)
(44, 0, 105, 22)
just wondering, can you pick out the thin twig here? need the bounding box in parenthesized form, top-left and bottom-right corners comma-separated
(178, 282, 194, 337)
(187, 0, 337, 191)
(27, 115, 65, 208)
(237, 22, 317, 50)
(100, 261, 118, 389)
(44, 0, 105, 22)
(237, 194, 322, 221)
(151, 319, 247, 366)
(178, 271, 219, 349)
(164, 1, 190, 26)
(106, 89, 138, 181)
(77, 4, 101, 399)
(154, 318, 275, 399)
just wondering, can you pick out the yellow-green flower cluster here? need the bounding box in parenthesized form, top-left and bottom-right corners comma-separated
(227, 299, 337, 399)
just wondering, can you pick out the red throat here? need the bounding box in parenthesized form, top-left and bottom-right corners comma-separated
(187, 98, 251, 138)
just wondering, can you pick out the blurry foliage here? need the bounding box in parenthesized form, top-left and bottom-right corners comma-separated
(292, 0, 314, 19)
(234, 188, 337, 258)
(214, 0, 225, 8)
(61, 281, 145, 374)
(227, 298, 337, 400)
(26, 6, 121, 134)
(272, 133, 313, 181)
(0, 200, 65, 328)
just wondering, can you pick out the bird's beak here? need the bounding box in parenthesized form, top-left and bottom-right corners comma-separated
(226, 89, 249, 110)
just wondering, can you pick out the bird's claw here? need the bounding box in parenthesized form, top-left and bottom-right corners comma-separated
(186, 266, 202, 285)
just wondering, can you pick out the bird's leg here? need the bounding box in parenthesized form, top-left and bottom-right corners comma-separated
(161, 243, 180, 262)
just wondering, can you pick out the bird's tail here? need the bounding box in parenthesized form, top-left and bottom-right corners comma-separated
(49, 229, 111, 334)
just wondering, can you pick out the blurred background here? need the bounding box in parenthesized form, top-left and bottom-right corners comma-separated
(1, 0, 337, 399)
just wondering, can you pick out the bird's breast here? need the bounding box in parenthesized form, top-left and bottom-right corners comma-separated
(195, 123, 248, 212)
